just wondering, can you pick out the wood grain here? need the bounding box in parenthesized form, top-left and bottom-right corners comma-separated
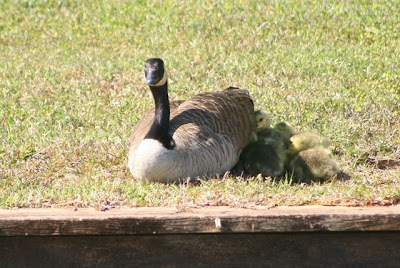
(2, 232, 400, 267)
(1, 205, 400, 236)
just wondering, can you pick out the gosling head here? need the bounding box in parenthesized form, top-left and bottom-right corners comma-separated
(255, 110, 271, 130)
(274, 121, 296, 137)
(145, 58, 167, 87)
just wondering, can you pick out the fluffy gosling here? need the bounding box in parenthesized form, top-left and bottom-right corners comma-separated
(288, 131, 332, 154)
(242, 137, 287, 177)
(242, 125, 291, 177)
(274, 121, 296, 138)
(255, 110, 271, 131)
(287, 146, 340, 183)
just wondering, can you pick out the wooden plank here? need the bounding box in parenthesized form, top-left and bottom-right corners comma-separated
(1, 205, 400, 236)
(1, 232, 400, 267)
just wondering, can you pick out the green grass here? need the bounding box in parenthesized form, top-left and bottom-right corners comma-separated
(1, 0, 399, 208)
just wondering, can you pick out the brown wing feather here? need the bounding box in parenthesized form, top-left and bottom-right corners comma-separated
(168, 88, 256, 150)
(129, 87, 256, 156)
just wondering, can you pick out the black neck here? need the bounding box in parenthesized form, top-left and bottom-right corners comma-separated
(144, 82, 174, 149)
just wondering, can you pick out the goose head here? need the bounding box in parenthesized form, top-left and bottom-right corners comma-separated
(145, 58, 167, 87)
(143, 58, 173, 149)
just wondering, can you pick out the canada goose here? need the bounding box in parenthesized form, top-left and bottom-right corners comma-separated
(128, 58, 256, 183)
(288, 131, 332, 154)
(287, 146, 340, 183)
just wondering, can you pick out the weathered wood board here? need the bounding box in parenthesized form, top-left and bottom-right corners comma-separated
(2, 232, 400, 267)
(1, 205, 400, 236)
(1, 206, 400, 267)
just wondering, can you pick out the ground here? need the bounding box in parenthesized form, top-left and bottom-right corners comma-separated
(0, 0, 399, 208)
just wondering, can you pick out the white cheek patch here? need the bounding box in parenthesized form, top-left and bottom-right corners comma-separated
(149, 71, 168, 87)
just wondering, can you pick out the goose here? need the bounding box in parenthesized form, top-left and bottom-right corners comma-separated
(274, 121, 296, 138)
(128, 58, 256, 183)
(248, 110, 271, 143)
(287, 146, 340, 183)
(253, 110, 295, 137)
(288, 131, 332, 155)
(241, 137, 287, 177)
(241, 125, 291, 177)
(255, 110, 271, 131)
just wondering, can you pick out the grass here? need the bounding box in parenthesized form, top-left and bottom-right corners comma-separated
(0, 0, 399, 208)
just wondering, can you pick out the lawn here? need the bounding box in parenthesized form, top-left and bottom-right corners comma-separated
(0, 0, 399, 208)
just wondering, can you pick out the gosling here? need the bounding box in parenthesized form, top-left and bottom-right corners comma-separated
(241, 125, 291, 177)
(288, 131, 332, 154)
(287, 146, 340, 183)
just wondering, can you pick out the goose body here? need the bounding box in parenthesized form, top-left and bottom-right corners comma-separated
(128, 59, 256, 182)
